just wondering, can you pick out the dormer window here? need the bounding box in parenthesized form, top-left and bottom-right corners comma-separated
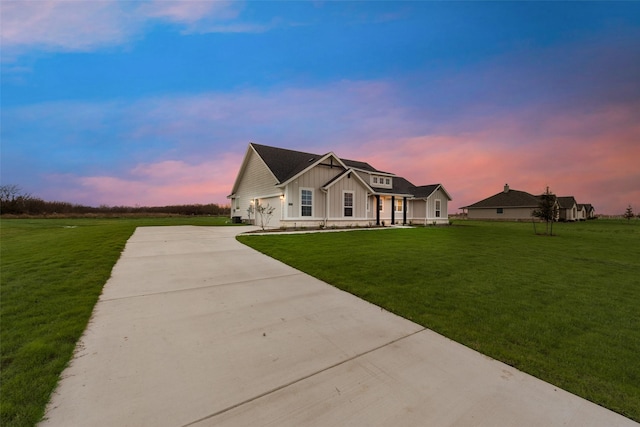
(371, 175, 392, 188)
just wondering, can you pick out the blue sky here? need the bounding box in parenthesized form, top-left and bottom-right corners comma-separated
(2, 1, 639, 214)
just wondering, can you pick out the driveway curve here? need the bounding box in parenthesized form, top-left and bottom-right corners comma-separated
(40, 226, 637, 427)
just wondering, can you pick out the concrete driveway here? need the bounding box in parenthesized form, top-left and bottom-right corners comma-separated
(40, 226, 637, 427)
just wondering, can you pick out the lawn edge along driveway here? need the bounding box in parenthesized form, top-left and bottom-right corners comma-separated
(41, 226, 638, 427)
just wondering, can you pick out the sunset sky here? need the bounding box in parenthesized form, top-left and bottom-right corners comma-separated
(2, 1, 639, 214)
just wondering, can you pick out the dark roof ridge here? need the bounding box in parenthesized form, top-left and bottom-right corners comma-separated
(556, 196, 578, 208)
(251, 143, 387, 181)
(250, 143, 327, 183)
(462, 187, 540, 209)
(249, 144, 446, 198)
(250, 142, 320, 160)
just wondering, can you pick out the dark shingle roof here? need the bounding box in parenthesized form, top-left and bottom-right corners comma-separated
(372, 180, 445, 198)
(251, 143, 323, 183)
(463, 189, 540, 209)
(251, 143, 386, 183)
(371, 176, 415, 195)
(412, 184, 440, 198)
(556, 196, 577, 209)
(341, 158, 381, 173)
(250, 143, 445, 198)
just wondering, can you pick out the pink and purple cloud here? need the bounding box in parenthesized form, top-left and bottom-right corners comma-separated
(2, 1, 639, 214)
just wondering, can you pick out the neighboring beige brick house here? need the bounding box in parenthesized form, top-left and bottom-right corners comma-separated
(228, 143, 452, 228)
(461, 184, 595, 221)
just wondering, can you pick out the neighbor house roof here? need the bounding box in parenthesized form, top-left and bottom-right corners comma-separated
(462, 187, 540, 209)
(556, 196, 577, 209)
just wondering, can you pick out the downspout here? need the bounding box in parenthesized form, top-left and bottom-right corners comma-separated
(320, 187, 328, 228)
(424, 199, 428, 226)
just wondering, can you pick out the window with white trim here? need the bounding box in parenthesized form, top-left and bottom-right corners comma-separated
(378, 196, 384, 212)
(301, 189, 313, 217)
(435, 199, 441, 218)
(396, 198, 403, 212)
(344, 191, 354, 217)
(371, 175, 392, 188)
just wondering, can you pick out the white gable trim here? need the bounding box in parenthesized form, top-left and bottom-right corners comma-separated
(322, 168, 373, 192)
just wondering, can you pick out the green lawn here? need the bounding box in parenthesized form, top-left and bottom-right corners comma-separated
(0, 217, 238, 427)
(2, 218, 638, 425)
(238, 220, 640, 422)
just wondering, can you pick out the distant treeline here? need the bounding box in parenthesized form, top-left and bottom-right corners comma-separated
(0, 185, 230, 217)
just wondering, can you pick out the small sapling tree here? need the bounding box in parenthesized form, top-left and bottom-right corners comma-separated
(532, 186, 558, 236)
(247, 202, 275, 230)
(623, 205, 634, 222)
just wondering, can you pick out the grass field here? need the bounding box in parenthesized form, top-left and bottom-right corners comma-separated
(238, 220, 640, 422)
(0, 217, 237, 427)
(1, 218, 638, 425)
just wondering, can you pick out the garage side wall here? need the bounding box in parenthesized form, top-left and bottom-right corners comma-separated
(231, 150, 279, 221)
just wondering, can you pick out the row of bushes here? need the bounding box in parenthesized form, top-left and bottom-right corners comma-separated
(1, 197, 230, 217)
(0, 189, 230, 217)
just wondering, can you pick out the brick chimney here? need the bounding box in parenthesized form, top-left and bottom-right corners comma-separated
(504, 183, 509, 193)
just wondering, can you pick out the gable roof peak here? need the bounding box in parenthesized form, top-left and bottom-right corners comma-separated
(462, 186, 540, 209)
(249, 143, 389, 183)
(250, 143, 329, 183)
(556, 196, 578, 208)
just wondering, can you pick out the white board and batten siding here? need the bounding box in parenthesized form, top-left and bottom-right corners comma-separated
(231, 149, 279, 221)
(284, 164, 341, 220)
(325, 175, 368, 220)
(425, 187, 449, 221)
